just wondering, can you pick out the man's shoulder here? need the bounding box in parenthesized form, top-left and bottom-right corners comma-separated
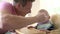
(0, 2, 13, 9)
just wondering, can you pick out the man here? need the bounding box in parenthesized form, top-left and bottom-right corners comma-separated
(0, 0, 49, 34)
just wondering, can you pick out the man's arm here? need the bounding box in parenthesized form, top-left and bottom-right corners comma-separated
(2, 14, 38, 30)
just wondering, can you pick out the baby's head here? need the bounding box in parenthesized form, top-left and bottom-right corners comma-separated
(39, 9, 50, 19)
(39, 9, 50, 23)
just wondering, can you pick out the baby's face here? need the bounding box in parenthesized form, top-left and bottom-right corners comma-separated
(38, 9, 50, 23)
(39, 9, 50, 19)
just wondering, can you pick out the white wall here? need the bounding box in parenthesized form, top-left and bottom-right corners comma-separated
(2, 0, 13, 4)
(31, 0, 40, 16)
(40, 0, 60, 16)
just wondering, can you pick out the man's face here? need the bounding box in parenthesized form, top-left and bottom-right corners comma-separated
(15, 1, 32, 16)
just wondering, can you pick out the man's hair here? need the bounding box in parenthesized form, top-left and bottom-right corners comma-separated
(14, 0, 35, 7)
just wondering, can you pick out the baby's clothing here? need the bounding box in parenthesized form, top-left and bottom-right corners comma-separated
(35, 20, 54, 31)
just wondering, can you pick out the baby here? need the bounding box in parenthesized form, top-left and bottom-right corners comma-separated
(35, 9, 54, 31)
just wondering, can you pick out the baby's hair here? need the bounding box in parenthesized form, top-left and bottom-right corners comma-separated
(40, 9, 50, 19)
